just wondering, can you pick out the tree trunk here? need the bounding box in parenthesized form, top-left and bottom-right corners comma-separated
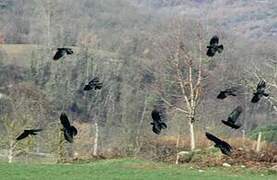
(135, 98, 147, 154)
(256, 132, 262, 152)
(8, 141, 14, 163)
(46, 0, 51, 48)
(189, 121, 195, 151)
(93, 120, 99, 156)
(176, 133, 181, 148)
(58, 130, 65, 163)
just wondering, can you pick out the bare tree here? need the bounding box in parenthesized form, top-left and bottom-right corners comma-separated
(151, 17, 206, 151)
(0, 83, 48, 163)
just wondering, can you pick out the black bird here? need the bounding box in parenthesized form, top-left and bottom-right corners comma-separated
(205, 132, 233, 156)
(251, 80, 269, 103)
(222, 106, 243, 129)
(60, 113, 78, 143)
(151, 109, 167, 135)
(53, 48, 73, 60)
(84, 77, 103, 91)
(217, 87, 237, 99)
(206, 36, 224, 57)
(16, 129, 43, 141)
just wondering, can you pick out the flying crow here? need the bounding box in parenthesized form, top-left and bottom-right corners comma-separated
(53, 48, 73, 60)
(251, 80, 269, 103)
(206, 132, 233, 156)
(222, 106, 242, 129)
(84, 77, 103, 91)
(207, 36, 224, 57)
(217, 87, 237, 99)
(60, 113, 78, 143)
(151, 109, 167, 135)
(16, 129, 42, 141)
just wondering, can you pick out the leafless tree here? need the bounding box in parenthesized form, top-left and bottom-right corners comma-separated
(151, 17, 206, 151)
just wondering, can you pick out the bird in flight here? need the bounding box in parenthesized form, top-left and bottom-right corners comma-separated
(222, 106, 243, 129)
(84, 77, 103, 91)
(53, 48, 73, 60)
(206, 36, 224, 57)
(151, 109, 167, 135)
(217, 87, 237, 99)
(16, 129, 43, 141)
(251, 80, 269, 103)
(205, 132, 233, 156)
(60, 113, 78, 143)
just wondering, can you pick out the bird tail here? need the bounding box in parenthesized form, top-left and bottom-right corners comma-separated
(217, 45, 224, 53)
(159, 122, 167, 129)
(152, 124, 161, 135)
(66, 49, 73, 55)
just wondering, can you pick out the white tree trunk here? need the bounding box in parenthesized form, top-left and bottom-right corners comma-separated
(135, 98, 147, 153)
(8, 141, 14, 163)
(93, 121, 99, 156)
(47, 0, 51, 48)
(256, 132, 262, 152)
(176, 133, 181, 148)
(189, 121, 195, 151)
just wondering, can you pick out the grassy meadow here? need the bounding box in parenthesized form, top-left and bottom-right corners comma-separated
(0, 159, 276, 180)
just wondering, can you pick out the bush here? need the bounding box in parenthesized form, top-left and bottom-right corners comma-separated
(248, 124, 277, 144)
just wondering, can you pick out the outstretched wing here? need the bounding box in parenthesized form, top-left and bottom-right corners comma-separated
(151, 109, 161, 122)
(251, 93, 261, 103)
(60, 113, 71, 129)
(95, 83, 103, 90)
(207, 48, 216, 57)
(63, 130, 74, 143)
(152, 123, 161, 135)
(30, 129, 43, 132)
(65, 48, 73, 55)
(16, 131, 29, 141)
(227, 106, 242, 123)
(257, 80, 266, 92)
(206, 132, 222, 145)
(210, 36, 219, 45)
(83, 84, 92, 91)
(219, 140, 233, 156)
(85, 77, 103, 90)
(222, 120, 241, 129)
(70, 126, 78, 136)
(217, 91, 227, 99)
(53, 49, 65, 60)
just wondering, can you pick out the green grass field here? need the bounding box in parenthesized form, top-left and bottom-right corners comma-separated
(0, 159, 276, 180)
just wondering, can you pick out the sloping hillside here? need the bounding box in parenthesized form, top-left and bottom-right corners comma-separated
(136, 0, 277, 40)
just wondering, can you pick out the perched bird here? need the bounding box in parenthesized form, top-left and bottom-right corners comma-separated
(251, 80, 269, 103)
(60, 113, 78, 143)
(53, 48, 73, 60)
(206, 36, 224, 57)
(16, 129, 43, 141)
(205, 132, 233, 156)
(151, 109, 167, 135)
(84, 77, 103, 91)
(222, 106, 243, 129)
(217, 87, 237, 99)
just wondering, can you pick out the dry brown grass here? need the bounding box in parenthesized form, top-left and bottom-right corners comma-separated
(137, 133, 277, 169)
